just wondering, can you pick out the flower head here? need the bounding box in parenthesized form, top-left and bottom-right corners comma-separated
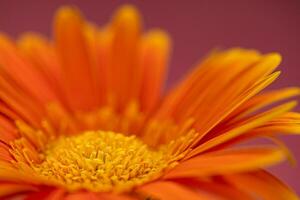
(0, 5, 299, 200)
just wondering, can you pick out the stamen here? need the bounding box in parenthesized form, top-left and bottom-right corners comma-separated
(32, 131, 169, 192)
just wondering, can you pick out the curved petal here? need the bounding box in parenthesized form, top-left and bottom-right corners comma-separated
(99, 193, 138, 200)
(0, 143, 13, 162)
(0, 183, 37, 197)
(186, 101, 296, 158)
(63, 192, 98, 200)
(138, 181, 214, 200)
(17, 33, 66, 106)
(54, 6, 96, 111)
(174, 178, 253, 200)
(164, 147, 285, 179)
(0, 34, 58, 105)
(24, 188, 65, 200)
(138, 30, 170, 112)
(0, 66, 44, 126)
(224, 170, 299, 200)
(225, 87, 300, 122)
(108, 5, 142, 109)
(0, 163, 43, 184)
(155, 51, 283, 143)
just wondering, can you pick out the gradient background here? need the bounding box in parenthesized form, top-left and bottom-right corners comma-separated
(0, 0, 299, 194)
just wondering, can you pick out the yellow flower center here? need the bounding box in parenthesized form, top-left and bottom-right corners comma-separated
(32, 130, 168, 192)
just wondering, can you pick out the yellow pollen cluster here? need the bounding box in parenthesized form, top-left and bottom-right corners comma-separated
(33, 131, 168, 192)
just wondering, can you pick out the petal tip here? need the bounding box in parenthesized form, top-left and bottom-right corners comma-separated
(54, 6, 82, 24)
(115, 4, 140, 17)
(112, 4, 142, 27)
(145, 29, 171, 49)
(266, 52, 282, 66)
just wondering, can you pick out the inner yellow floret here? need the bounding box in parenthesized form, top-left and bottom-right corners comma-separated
(32, 131, 169, 192)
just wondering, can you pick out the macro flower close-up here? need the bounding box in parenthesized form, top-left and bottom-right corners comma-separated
(0, 3, 300, 200)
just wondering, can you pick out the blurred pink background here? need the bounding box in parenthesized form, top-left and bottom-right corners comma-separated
(1, 0, 299, 194)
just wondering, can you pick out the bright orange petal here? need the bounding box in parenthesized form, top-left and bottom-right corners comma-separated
(138, 181, 214, 200)
(44, 189, 65, 200)
(109, 5, 142, 109)
(251, 112, 300, 134)
(187, 101, 296, 158)
(156, 50, 282, 144)
(18, 33, 66, 106)
(54, 7, 96, 111)
(0, 143, 13, 162)
(226, 87, 300, 122)
(0, 115, 18, 143)
(24, 188, 65, 200)
(0, 183, 37, 197)
(0, 162, 43, 184)
(199, 112, 300, 155)
(64, 192, 98, 200)
(157, 49, 262, 118)
(83, 24, 106, 106)
(175, 178, 253, 200)
(94, 29, 114, 106)
(99, 193, 138, 200)
(164, 147, 284, 179)
(0, 101, 23, 121)
(138, 30, 170, 112)
(0, 34, 58, 105)
(0, 73, 44, 126)
(225, 170, 298, 200)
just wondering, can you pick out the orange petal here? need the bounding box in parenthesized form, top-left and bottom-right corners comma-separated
(0, 143, 13, 161)
(0, 100, 23, 121)
(44, 189, 65, 200)
(175, 178, 253, 200)
(64, 192, 98, 200)
(0, 183, 37, 197)
(54, 6, 96, 111)
(138, 30, 170, 112)
(94, 29, 114, 106)
(24, 188, 65, 200)
(138, 181, 214, 200)
(251, 112, 300, 134)
(201, 110, 300, 147)
(199, 112, 300, 156)
(99, 193, 138, 200)
(0, 34, 57, 105)
(186, 101, 296, 158)
(108, 5, 142, 109)
(191, 54, 281, 137)
(225, 170, 299, 200)
(165, 147, 285, 179)
(0, 164, 43, 184)
(83, 24, 105, 106)
(157, 71, 281, 145)
(0, 73, 44, 126)
(100, 5, 142, 108)
(0, 115, 18, 143)
(18, 33, 66, 106)
(156, 49, 262, 118)
(156, 50, 282, 144)
(227, 87, 300, 122)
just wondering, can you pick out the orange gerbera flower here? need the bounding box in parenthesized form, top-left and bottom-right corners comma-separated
(0, 5, 299, 200)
